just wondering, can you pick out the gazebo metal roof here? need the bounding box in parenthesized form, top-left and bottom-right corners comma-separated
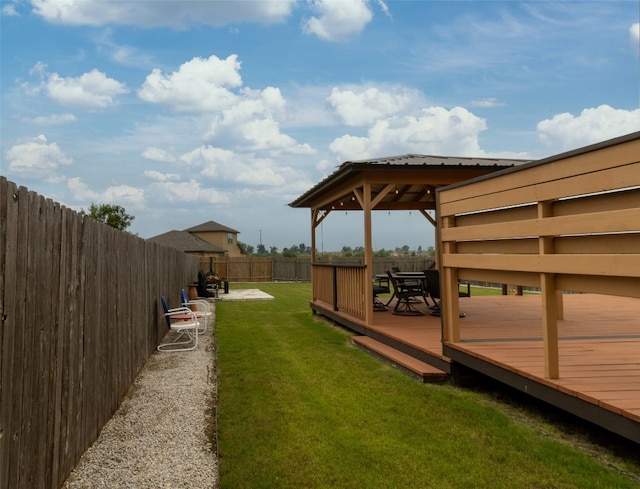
(289, 154, 530, 211)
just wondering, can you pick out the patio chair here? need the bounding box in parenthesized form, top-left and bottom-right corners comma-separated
(158, 296, 199, 352)
(373, 275, 390, 311)
(181, 288, 213, 334)
(386, 271, 427, 316)
(423, 270, 467, 317)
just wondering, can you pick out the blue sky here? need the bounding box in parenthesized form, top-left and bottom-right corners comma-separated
(2, 1, 639, 252)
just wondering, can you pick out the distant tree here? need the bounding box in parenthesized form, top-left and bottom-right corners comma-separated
(288, 244, 300, 255)
(269, 246, 279, 255)
(282, 248, 297, 258)
(81, 203, 134, 231)
(256, 243, 267, 255)
(417, 245, 422, 253)
(341, 245, 352, 254)
(239, 242, 254, 254)
(374, 248, 390, 257)
(299, 243, 307, 253)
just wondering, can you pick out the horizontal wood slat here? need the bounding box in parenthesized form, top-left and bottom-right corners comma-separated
(442, 207, 640, 241)
(439, 138, 640, 204)
(443, 253, 640, 278)
(440, 163, 640, 216)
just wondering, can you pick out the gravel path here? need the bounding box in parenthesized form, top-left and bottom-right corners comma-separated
(62, 307, 218, 489)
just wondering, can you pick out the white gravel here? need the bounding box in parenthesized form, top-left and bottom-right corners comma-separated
(62, 307, 218, 489)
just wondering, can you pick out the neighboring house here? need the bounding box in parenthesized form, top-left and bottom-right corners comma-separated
(184, 220, 243, 257)
(148, 220, 243, 258)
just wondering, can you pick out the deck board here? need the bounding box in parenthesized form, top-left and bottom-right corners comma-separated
(311, 293, 640, 440)
(352, 336, 447, 382)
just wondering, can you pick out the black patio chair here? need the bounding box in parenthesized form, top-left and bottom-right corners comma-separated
(386, 271, 428, 316)
(373, 275, 390, 311)
(423, 269, 467, 317)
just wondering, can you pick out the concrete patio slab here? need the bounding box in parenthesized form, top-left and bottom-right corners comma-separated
(216, 288, 274, 302)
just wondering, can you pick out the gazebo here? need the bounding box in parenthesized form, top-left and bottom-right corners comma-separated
(289, 154, 529, 326)
(290, 134, 640, 444)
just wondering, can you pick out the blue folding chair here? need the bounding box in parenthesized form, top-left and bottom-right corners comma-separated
(157, 295, 199, 352)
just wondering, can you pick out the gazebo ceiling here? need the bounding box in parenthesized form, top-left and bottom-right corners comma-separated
(290, 154, 530, 212)
(324, 182, 438, 211)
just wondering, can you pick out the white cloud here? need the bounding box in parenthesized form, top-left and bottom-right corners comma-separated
(329, 106, 487, 160)
(142, 147, 177, 163)
(148, 179, 231, 205)
(303, 0, 373, 41)
(67, 176, 100, 200)
(537, 105, 640, 152)
(376, 0, 391, 19)
(143, 170, 180, 182)
(102, 184, 145, 208)
(180, 145, 235, 179)
(328, 86, 417, 126)
(316, 158, 336, 176)
(21, 113, 77, 125)
(631, 23, 639, 53)
(31, 0, 296, 28)
(5, 134, 73, 180)
(470, 97, 504, 108)
(138, 55, 242, 112)
(204, 86, 314, 154)
(178, 144, 308, 188)
(1, 3, 19, 16)
(38, 68, 128, 109)
(67, 177, 145, 208)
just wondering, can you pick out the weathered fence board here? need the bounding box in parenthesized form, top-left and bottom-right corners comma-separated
(0, 177, 200, 489)
(200, 255, 434, 283)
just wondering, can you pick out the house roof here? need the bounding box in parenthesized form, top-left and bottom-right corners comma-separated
(184, 220, 239, 234)
(289, 153, 530, 210)
(147, 230, 227, 253)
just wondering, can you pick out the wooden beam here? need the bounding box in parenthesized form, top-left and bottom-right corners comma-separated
(363, 183, 374, 325)
(310, 209, 316, 264)
(371, 184, 394, 208)
(441, 215, 459, 342)
(541, 272, 559, 379)
(419, 209, 436, 227)
(313, 209, 331, 228)
(352, 188, 364, 208)
(539, 201, 559, 380)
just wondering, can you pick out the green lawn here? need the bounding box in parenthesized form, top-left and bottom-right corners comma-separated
(216, 282, 639, 489)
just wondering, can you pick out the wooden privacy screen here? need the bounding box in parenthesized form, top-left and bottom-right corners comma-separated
(436, 135, 640, 378)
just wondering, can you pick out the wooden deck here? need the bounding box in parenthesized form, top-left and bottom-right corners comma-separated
(311, 293, 640, 443)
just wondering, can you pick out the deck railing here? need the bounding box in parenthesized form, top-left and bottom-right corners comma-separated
(312, 263, 367, 320)
(436, 133, 640, 379)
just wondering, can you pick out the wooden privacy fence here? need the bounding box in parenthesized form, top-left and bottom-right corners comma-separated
(436, 133, 640, 379)
(0, 177, 200, 489)
(200, 256, 434, 283)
